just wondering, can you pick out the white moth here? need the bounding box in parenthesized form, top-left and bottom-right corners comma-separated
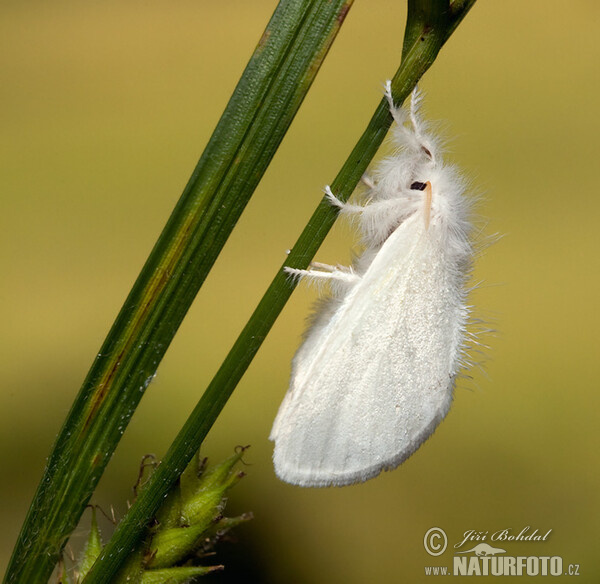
(270, 82, 474, 487)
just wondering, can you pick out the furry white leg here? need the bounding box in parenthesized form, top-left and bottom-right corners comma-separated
(284, 265, 360, 286)
(324, 186, 364, 215)
(405, 84, 434, 161)
(361, 173, 375, 190)
(309, 261, 340, 272)
(384, 80, 404, 125)
(409, 85, 424, 132)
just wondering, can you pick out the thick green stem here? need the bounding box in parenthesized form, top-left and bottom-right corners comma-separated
(82, 1, 477, 583)
(3, 1, 352, 582)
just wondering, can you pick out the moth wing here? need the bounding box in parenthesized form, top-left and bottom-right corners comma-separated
(271, 225, 465, 487)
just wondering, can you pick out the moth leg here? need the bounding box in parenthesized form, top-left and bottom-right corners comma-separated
(409, 85, 424, 132)
(361, 173, 375, 190)
(308, 261, 338, 272)
(384, 80, 404, 125)
(406, 85, 434, 161)
(324, 185, 364, 214)
(284, 265, 360, 285)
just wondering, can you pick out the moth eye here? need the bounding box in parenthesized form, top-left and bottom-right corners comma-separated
(410, 181, 427, 191)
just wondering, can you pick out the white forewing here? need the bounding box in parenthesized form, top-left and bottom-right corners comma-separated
(271, 84, 474, 487)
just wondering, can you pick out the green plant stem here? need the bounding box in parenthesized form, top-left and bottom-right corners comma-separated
(3, 2, 352, 582)
(82, 1, 477, 582)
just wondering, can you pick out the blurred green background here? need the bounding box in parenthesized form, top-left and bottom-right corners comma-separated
(2, 1, 599, 581)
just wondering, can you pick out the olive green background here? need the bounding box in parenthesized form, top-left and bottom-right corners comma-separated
(2, 1, 599, 581)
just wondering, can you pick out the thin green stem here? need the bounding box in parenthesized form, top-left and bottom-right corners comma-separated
(3, 1, 352, 582)
(82, 1, 477, 582)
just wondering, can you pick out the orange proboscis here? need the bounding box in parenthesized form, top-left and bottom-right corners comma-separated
(424, 181, 432, 229)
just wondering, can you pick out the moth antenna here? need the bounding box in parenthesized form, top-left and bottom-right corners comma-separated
(383, 79, 410, 129)
(406, 85, 437, 163)
(409, 85, 424, 130)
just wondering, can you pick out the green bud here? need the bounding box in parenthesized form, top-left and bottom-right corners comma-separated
(112, 547, 145, 584)
(75, 448, 250, 581)
(148, 448, 248, 570)
(180, 448, 247, 526)
(78, 507, 103, 580)
(141, 565, 223, 584)
(147, 522, 207, 569)
(203, 512, 254, 543)
(154, 487, 182, 531)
